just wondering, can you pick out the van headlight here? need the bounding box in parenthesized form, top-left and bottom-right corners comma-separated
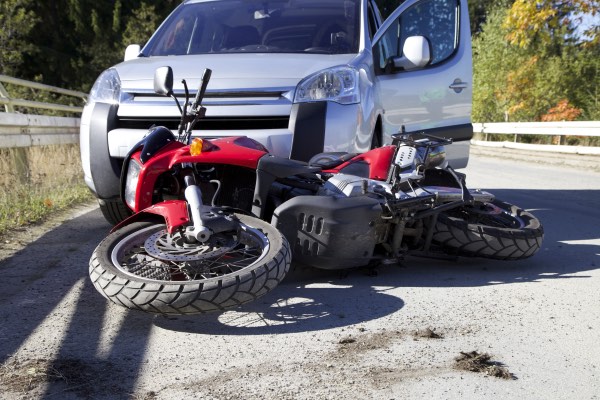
(88, 68, 122, 105)
(124, 159, 142, 209)
(294, 66, 360, 105)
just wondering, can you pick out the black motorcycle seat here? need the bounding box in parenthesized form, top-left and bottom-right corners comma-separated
(308, 152, 357, 169)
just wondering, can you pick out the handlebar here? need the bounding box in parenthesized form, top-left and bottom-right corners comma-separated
(392, 131, 453, 147)
(193, 68, 212, 110)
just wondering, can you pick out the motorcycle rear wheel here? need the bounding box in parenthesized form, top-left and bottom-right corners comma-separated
(433, 199, 543, 260)
(89, 213, 291, 314)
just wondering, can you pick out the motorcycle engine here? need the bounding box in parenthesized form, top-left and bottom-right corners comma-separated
(318, 173, 393, 198)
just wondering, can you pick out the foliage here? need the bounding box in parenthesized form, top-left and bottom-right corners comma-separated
(121, 3, 163, 49)
(541, 99, 582, 121)
(1, 0, 598, 124)
(469, 0, 514, 36)
(473, 0, 600, 122)
(5, 1, 178, 92)
(504, 0, 599, 48)
(0, 0, 38, 76)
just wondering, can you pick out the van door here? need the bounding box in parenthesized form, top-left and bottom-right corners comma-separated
(372, 0, 472, 168)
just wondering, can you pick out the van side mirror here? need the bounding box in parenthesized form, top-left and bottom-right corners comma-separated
(154, 67, 174, 97)
(124, 44, 141, 61)
(393, 36, 431, 71)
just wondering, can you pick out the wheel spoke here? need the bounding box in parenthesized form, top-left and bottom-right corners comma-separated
(111, 223, 269, 282)
(448, 203, 524, 229)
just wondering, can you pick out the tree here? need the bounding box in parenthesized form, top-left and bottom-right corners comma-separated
(122, 2, 163, 48)
(0, 0, 37, 77)
(469, 0, 514, 36)
(473, 0, 599, 122)
(541, 99, 582, 121)
(9, 1, 179, 92)
(504, 0, 599, 49)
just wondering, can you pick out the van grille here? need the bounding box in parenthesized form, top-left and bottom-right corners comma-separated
(117, 116, 289, 131)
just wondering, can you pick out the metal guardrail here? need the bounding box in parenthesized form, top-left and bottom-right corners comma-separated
(0, 74, 87, 114)
(472, 121, 600, 155)
(473, 122, 600, 141)
(0, 75, 86, 148)
(0, 112, 80, 148)
(2, 119, 597, 150)
(0, 74, 598, 151)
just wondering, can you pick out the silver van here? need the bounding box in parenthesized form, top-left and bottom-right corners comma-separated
(80, 0, 473, 223)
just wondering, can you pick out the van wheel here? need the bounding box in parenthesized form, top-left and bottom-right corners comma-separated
(98, 198, 132, 225)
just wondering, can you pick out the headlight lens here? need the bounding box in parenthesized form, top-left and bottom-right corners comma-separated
(89, 68, 121, 104)
(294, 66, 360, 105)
(124, 159, 142, 209)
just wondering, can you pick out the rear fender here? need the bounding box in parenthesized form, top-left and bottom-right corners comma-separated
(326, 146, 396, 180)
(111, 200, 189, 234)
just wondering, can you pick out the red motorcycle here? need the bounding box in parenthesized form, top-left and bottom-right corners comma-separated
(89, 67, 543, 314)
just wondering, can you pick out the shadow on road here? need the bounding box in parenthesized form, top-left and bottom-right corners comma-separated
(0, 189, 598, 395)
(157, 188, 600, 335)
(0, 208, 155, 398)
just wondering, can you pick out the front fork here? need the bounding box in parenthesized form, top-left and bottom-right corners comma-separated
(183, 174, 212, 242)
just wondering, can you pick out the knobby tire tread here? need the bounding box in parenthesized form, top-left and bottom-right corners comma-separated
(432, 200, 543, 260)
(89, 215, 291, 314)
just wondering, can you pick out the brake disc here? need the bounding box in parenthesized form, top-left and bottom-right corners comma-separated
(143, 229, 238, 262)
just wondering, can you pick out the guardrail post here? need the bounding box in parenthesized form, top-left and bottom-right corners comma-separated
(0, 82, 15, 113)
(12, 148, 30, 184)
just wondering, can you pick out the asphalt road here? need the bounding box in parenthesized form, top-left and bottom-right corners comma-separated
(0, 148, 599, 399)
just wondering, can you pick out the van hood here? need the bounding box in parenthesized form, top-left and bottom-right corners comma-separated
(115, 53, 357, 92)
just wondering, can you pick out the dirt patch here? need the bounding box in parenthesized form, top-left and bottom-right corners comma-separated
(413, 327, 443, 340)
(1, 357, 93, 396)
(454, 351, 515, 380)
(0, 357, 124, 398)
(334, 330, 403, 355)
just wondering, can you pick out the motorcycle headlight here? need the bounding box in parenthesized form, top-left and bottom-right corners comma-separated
(124, 159, 142, 209)
(88, 68, 121, 104)
(294, 66, 360, 105)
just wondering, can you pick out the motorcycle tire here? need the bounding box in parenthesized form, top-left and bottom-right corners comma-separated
(89, 213, 291, 314)
(432, 199, 543, 260)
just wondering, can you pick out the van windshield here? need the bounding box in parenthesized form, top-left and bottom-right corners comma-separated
(144, 0, 360, 56)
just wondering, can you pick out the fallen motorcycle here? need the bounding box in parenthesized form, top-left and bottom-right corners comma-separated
(89, 67, 543, 314)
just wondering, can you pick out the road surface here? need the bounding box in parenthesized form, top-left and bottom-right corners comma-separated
(1, 148, 599, 399)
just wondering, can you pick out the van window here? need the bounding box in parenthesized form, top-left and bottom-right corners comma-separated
(367, 3, 378, 40)
(144, 0, 361, 55)
(375, 0, 459, 70)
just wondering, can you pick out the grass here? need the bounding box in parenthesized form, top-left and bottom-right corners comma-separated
(0, 145, 94, 237)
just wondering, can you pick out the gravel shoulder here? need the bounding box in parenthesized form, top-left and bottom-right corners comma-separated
(0, 149, 599, 399)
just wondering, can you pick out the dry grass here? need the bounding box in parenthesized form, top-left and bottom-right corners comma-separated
(0, 144, 93, 236)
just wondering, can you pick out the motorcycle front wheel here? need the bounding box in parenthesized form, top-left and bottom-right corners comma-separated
(433, 199, 543, 260)
(89, 213, 291, 314)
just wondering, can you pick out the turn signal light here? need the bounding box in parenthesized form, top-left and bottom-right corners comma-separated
(190, 138, 204, 156)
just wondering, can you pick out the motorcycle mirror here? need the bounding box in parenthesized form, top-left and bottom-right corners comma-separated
(154, 66, 174, 97)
